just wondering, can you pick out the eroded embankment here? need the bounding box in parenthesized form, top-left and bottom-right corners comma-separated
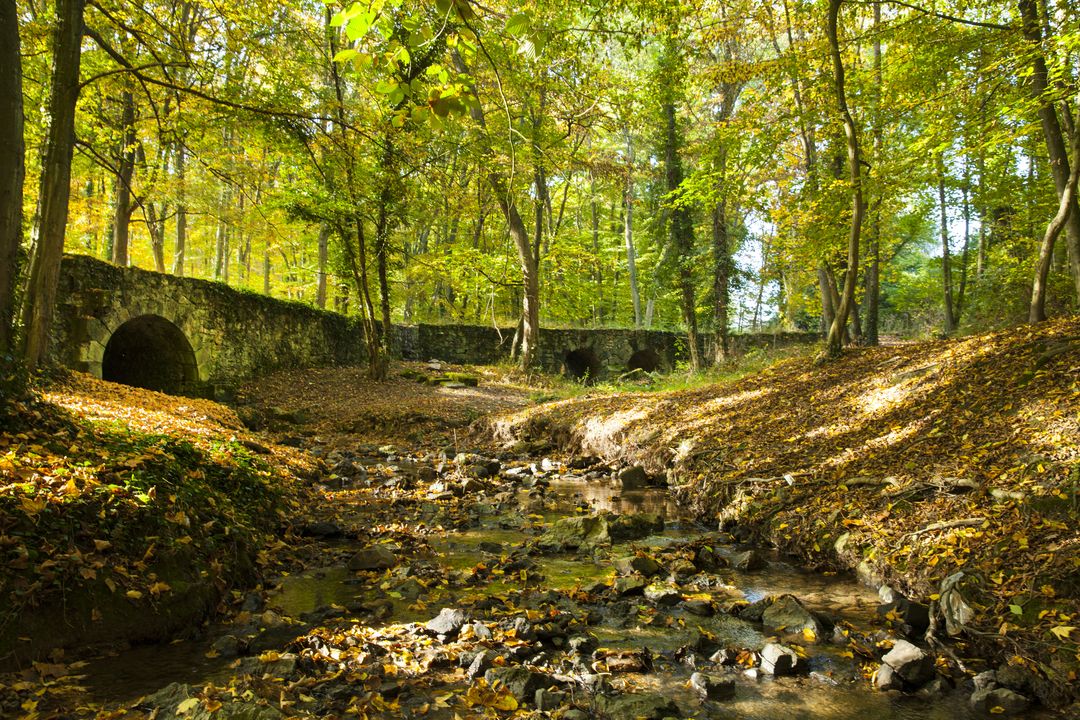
(488, 319, 1080, 700)
(0, 372, 315, 667)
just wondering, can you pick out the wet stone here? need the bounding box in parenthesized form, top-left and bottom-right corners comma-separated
(596, 693, 680, 720)
(881, 639, 934, 687)
(875, 663, 902, 691)
(969, 687, 1030, 716)
(537, 515, 611, 552)
(485, 666, 553, 704)
(730, 549, 767, 571)
(609, 513, 665, 541)
(617, 466, 649, 489)
(426, 607, 469, 636)
(212, 634, 246, 658)
(300, 521, 343, 539)
(762, 594, 823, 640)
(690, 672, 736, 701)
(614, 554, 662, 577)
(643, 583, 682, 606)
(682, 599, 714, 616)
(535, 688, 567, 711)
(759, 643, 802, 676)
(347, 545, 398, 571)
(614, 576, 647, 596)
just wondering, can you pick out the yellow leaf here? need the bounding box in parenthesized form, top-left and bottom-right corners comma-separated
(148, 581, 171, 596)
(125, 590, 143, 600)
(176, 698, 201, 715)
(1050, 626, 1076, 641)
(20, 496, 46, 516)
(94, 539, 112, 551)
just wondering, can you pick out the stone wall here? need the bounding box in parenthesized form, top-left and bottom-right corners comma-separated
(52, 254, 818, 393)
(52, 254, 364, 397)
(395, 323, 818, 377)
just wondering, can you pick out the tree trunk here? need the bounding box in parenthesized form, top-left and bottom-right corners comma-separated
(661, 67, 700, 371)
(111, 88, 135, 267)
(589, 170, 603, 324)
(1031, 109, 1080, 320)
(21, 0, 85, 369)
(712, 201, 731, 362)
(262, 248, 270, 295)
(818, 262, 835, 334)
(316, 224, 329, 308)
(624, 130, 641, 328)
(937, 154, 956, 333)
(956, 163, 972, 322)
(173, 142, 186, 276)
(825, 0, 865, 356)
(453, 50, 539, 371)
(1019, 0, 1080, 308)
(864, 1, 882, 346)
(0, 0, 24, 356)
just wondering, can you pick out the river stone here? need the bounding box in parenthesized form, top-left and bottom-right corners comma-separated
(596, 692, 680, 720)
(211, 634, 245, 658)
(730, 549, 766, 571)
(614, 576, 647, 596)
(762, 594, 823, 640)
(969, 687, 1030, 716)
(536, 515, 611, 552)
(882, 639, 934, 686)
(875, 663, 903, 691)
(485, 666, 553, 704)
(644, 584, 682, 606)
(690, 672, 736, 701)
(347, 545, 397, 571)
(609, 513, 665, 541)
(693, 546, 727, 571)
(617, 466, 649, 489)
(759, 643, 802, 676)
(535, 688, 567, 711)
(682, 599, 714, 617)
(300, 521, 343, 539)
(614, 554, 662, 577)
(143, 683, 283, 720)
(426, 607, 469, 636)
(877, 597, 931, 635)
(467, 650, 493, 678)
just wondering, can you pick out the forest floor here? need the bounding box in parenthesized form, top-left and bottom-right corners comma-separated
(0, 322, 1077, 719)
(490, 317, 1080, 698)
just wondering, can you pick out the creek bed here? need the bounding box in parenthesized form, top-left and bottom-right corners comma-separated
(72, 456, 1057, 719)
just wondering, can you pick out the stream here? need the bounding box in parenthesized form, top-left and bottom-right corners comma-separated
(72, 450, 1053, 719)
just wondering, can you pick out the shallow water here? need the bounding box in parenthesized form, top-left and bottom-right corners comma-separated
(76, 470, 1060, 718)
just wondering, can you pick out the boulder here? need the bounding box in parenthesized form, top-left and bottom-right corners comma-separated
(969, 687, 1030, 716)
(762, 594, 823, 640)
(143, 683, 283, 720)
(690, 672, 736, 701)
(682, 599, 714, 617)
(877, 597, 931, 635)
(534, 689, 567, 711)
(614, 576, 647, 596)
(643, 584, 682, 606)
(730, 549, 767, 571)
(609, 513, 665, 541)
(485, 666, 554, 704)
(693, 546, 727, 571)
(881, 639, 934, 687)
(614, 554, 662, 577)
(617, 466, 650, 489)
(426, 607, 469, 636)
(537, 515, 611, 552)
(759, 643, 802, 676)
(347, 545, 397, 571)
(596, 693, 680, 720)
(300, 521, 343, 539)
(874, 663, 903, 691)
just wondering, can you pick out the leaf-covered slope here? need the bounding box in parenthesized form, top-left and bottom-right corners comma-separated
(491, 318, 1080, 692)
(0, 372, 311, 664)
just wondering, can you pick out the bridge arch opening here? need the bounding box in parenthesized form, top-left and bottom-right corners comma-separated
(102, 314, 199, 395)
(627, 348, 661, 374)
(564, 348, 601, 382)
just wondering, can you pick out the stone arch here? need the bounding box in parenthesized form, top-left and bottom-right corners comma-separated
(627, 348, 661, 373)
(100, 314, 200, 395)
(564, 347, 601, 381)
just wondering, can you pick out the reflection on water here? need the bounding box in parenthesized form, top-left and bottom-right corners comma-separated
(75, 469, 1061, 719)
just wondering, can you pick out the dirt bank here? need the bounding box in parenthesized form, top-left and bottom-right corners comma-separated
(488, 318, 1080, 699)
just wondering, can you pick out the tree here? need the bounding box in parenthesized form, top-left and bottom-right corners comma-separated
(824, 0, 865, 356)
(0, 0, 24, 357)
(21, 0, 86, 369)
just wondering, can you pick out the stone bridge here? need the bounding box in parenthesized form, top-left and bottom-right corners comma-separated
(52, 254, 817, 396)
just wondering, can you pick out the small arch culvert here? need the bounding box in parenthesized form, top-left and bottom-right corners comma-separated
(564, 348, 602, 382)
(102, 314, 199, 395)
(627, 348, 661, 374)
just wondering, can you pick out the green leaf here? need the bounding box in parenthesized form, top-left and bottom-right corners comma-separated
(332, 48, 358, 63)
(1009, 604, 1023, 616)
(505, 12, 531, 37)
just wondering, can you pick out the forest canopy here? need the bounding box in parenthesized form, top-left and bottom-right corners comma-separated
(2, 0, 1079, 373)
